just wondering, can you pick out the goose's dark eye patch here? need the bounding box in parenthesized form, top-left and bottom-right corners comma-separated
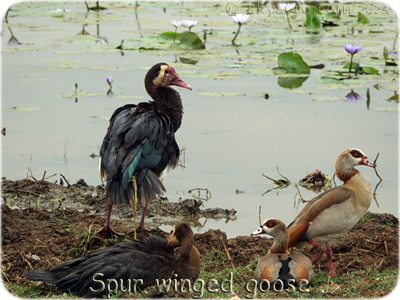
(265, 219, 277, 228)
(165, 70, 169, 74)
(350, 149, 362, 158)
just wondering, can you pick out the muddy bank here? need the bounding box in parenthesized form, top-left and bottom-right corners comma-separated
(1, 177, 237, 229)
(1, 203, 398, 295)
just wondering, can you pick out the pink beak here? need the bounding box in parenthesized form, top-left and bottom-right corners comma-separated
(167, 67, 192, 90)
(361, 156, 375, 168)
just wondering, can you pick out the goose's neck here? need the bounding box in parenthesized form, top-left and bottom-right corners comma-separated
(335, 161, 360, 183)
(269, 233, 290, 254)
(179, 245, 201, 270)
(145, 84, 183, 132)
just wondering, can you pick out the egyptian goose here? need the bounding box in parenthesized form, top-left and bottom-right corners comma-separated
(98, 63, 192, 236)
(287, 148, 374, 276)
(26, 223, 200, 297)
(251, 218, 314, 286)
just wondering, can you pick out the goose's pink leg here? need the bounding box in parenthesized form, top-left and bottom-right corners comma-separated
(309, 239, 325, 265)
(326, 246, 336, 276)
(96, 200, 124, 236)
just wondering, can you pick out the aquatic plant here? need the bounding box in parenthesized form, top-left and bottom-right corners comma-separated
(346, 90, 363, 102)
(181, 20, 197, 32)
(344, 44, 363, 72)
(278, 3, 296, 29)
(107, 76, 113, 87)
(171, 20, 182, 43)
(230, 13, 249, 45)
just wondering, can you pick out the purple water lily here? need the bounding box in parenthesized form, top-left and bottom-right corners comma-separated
(344, 44, 363, 54)
(346, 90, 363, 102)
(344, 44, 363, 72)
(8, 36, 21, 47)
(107, 76, 114, 86)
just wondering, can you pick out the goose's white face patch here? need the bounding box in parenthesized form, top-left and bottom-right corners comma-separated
(153, 65, 168, 87)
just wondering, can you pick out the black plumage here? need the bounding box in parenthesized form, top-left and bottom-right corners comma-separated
(26, 223, 201, 298)
(98, 63, 191, 235)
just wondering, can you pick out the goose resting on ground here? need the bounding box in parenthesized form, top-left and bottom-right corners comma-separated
(251, 218, 314, 286)
(26, 223, 200, 297)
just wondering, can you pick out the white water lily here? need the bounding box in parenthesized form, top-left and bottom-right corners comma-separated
(231, 13, 250, 25)
(171, 20, 182, 27)
(181, 20, 198, 28)
(278, 3, 296, 11)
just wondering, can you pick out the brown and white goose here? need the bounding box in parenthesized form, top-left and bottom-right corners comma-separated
(251, 218, 314, 285)
(287, 148, 374, 276)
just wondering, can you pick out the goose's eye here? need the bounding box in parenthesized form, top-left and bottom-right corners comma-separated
(165, 70, 169, 74)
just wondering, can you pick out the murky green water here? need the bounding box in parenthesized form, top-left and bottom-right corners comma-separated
(1, 1, 398, 237)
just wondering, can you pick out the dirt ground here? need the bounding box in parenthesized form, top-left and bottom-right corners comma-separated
(1, 177, 399, 297)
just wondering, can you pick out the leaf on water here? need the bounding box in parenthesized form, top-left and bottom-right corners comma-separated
(382, 85, 399, 91)
(388, 94, 399, 101)
(4, 23, 47, 28)
(278, 52, 310, 74)
(358, 12, 370, 24)
(158, 32, 181, 40)
(2, 107, 42, 112)
(343, 62, 357, 69)
(306, 6, 323, 28)
(362, 66, 379, 74)
(180, 32, 205, 50)
(374, 83, 381, 91)
(319, 77, 341, 83)
(199, 92, 240, 97)
(88, 116, 109, 121)
(311, 96, 346, 102)
(54, 51, 86, 55)
(286, 89, 325, 94)
(58, 92, 101, 98)
(372, 107, 399, 111)
(116, 96, 145, 99)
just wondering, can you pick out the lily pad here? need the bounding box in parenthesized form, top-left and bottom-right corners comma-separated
(278, 52, 310, 74)
(311, 96, 347, 102)
(58, 92, 101, 98)
(372, 107, 399, 111)
(199, 92, 241, 97)
(180, 32, 205, 50)
(2, 107, 42, 112)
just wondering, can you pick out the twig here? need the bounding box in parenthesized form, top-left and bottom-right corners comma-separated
(220, 235, 235, 269)
(372, 153, 382, 208)
(35, 239, 56, 256)
(160, 204, 174, 214)
(258, 206, 261, 225)
(20, 252, 34, 270)
(29, 169, 37, 181)
(44, 173, 57, 180)
(1, 268, 12, 286)
(188, 188, 212, 201)
(60, 174, 71, 188)
(384, 240, 388, 256)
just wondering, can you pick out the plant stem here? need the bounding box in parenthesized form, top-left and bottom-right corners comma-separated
(5, 0, 14, 23)
(286, 11, 292, 29)
(173, 27, 177, 44)
(349, 54, 354, 72)
(85, 0, 89, 12)
(232, 23, 242, 45)
(393, 2, 400, 22)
